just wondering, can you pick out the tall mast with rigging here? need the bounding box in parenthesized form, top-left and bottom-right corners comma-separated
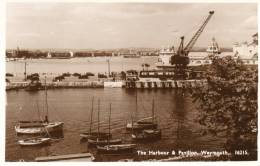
(97, 99, 100, 137)
(24, 62, 27, 81)
(44, 76, 49, 123)
(135, 90, 138, 122)
(89, 97, 94, 134)
(152, 98, 155, 123)
(108, 103, 112, 145)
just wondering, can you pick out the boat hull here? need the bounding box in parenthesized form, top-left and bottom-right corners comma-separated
(80, 132, 112, 140)
(87, 138, 122, 146)
(97, 144, 136, 154)
(18, 138, 51, 146)
(132, 129, 161, 141)
(126, 122, 157, 131)
(15, 122, 64, 135)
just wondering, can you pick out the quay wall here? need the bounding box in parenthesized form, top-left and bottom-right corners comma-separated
(6, 81, 104, 91)
(125, 80, 207, 89)
(6, 79, 207, 91)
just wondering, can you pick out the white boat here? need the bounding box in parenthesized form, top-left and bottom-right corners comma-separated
(18, 137, 51, 146)
(97, 144, 136, 153)
(15, 122, 63, 135)
(15, 77, 64, 135)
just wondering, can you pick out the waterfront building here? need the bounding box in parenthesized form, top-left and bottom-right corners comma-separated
(233, 33, 258, 65)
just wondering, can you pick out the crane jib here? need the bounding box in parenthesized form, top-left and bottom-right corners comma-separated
(170, 11, 215, 67)
(184, 11, 215, 53)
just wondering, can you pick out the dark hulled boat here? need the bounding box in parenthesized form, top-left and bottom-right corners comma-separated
(97, 144, 136, 153)
(80, 98, 111, 140)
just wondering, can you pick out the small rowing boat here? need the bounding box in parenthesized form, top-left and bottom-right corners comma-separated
(132, 129, 161, 141)
(97, 144, 136, 153)
(18, 137, 51, 146)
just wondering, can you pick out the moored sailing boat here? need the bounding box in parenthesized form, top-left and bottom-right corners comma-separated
(15, 77, 63, 135)
(131, 98, 161, 141)
(80, 98, 112, 140)
(126, 92, 158, 130)
(96, 103, 136, 153)
(88, 103, 122, 146)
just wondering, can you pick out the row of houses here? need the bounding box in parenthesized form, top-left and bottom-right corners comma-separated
(6, 50, 158, 59)
(5, 50, 118, 59)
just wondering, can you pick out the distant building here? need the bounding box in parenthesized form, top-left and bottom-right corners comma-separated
(47, 51, 73, 59)
(233, 33, 258, 65)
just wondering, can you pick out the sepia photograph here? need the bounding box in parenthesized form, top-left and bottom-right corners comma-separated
(4, 1, 258, 162)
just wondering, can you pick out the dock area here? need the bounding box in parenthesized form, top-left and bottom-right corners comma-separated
(6, 81, 104, 90)
(35, 153, 94, 162)
(6, 79, 207, 91)
(125, 80, 207, 89)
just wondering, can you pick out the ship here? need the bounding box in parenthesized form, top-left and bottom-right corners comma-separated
(155, 46, 175, 69)
(206, 37, 221, 56)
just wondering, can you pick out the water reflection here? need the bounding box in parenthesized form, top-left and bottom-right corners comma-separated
(6, 89, 226, 161)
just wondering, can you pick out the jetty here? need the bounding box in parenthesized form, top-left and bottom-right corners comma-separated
(125, 79, 207, 89)
(35, 153, 94, 162)
(6, 79, 207, 91)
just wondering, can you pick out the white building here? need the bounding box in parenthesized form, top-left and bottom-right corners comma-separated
(233, 33, 258, 65)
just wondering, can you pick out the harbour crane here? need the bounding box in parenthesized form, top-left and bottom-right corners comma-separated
(170, 11, 215, 67)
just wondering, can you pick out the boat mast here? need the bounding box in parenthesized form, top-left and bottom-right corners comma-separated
(152, 98, 155, 123)
(107, 59, 110, 77)
(131, 115, 134, 134)
(44, 76, 49, 123)
(89, 96, 94, 134)
(36, 100, 41, 122)
(135, 90, 138, 121)
(24, 62, 27, 81)
(108, 103, 112, 145)
(97, 99, 100, 136)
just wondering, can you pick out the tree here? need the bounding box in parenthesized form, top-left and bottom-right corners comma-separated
(144, 63, 150, 71)
(192, 56, 257, 159)
(141, 63, 145, 71)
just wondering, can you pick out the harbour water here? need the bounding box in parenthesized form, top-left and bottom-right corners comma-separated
(6, 89, 227, 161)
(6, 52, 233, 76)
(6, 56, 158, 76)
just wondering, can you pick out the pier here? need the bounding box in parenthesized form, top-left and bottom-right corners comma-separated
(125, 80, 207, 89)
(6, 79, 207, 91)
(35, 153, 94, 162)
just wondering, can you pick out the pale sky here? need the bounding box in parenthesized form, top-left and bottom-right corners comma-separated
(6, 3, 258, 49)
